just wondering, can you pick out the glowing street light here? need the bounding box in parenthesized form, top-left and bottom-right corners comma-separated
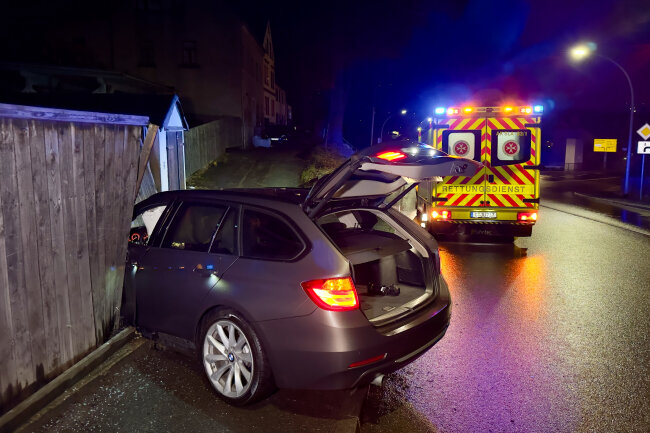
(400, 109, 408, 115)
(568, 41, 635, 195)
(569, 44, 593, 61)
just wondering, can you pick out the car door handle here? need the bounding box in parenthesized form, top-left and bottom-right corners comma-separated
(193, 265, 217, 277)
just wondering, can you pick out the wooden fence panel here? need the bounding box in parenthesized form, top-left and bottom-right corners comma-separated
(184, 117, 242, 178)
(44, 122, 74, 367)
(28, 119, 60, 376)
(0, 119, 18, 406)
(0, 108, 147, 413)
(0, 118, 34, 396)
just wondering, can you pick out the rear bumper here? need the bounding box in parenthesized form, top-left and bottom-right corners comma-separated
(255, 274, 451, 390)
(428, 220, 534, 237)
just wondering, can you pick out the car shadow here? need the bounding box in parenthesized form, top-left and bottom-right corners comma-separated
(133, 341, 365, 427)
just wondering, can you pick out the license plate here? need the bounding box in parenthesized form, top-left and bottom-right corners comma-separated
(470, 211, 497, 219)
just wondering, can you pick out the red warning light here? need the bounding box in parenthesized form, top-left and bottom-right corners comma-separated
(376, 151, 407, 161)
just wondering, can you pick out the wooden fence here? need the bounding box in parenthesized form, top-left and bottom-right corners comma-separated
(0, 104, 147, 412)
(184, 116, 242, 177)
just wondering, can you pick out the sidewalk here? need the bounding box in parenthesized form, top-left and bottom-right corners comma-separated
(15, 336, 365, 433)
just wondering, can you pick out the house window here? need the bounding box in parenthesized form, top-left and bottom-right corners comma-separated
(139, 40, 155, 67)
(271, 99, 275, 116)
(271, 72, 275, 89)
(182, 41, 198, 67)
(265, 96, 269, 116)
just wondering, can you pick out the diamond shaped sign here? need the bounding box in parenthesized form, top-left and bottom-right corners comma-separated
(637, 123, 650, 140)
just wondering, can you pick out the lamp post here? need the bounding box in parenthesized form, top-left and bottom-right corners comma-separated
(569, 43, 635, 195)
(378, 109, 407, 144)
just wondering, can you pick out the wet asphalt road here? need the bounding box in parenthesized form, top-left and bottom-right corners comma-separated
(18, 338, 364, 433)
(362, 204, 650, 433)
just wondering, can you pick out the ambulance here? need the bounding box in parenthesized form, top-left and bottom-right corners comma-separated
(416, 104, 543, 238)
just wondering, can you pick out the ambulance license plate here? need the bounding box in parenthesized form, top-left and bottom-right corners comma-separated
(470, 211, 497, 219)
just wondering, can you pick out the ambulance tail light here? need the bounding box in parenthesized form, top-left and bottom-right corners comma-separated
(432, 210, 450, 220)
(503, 106, 514, 114)
(520, 106, 532, 114)
(517, 212, 537, 222)
(447, 107, 459, 115)
(533, 105, 544, 113)
(435, 107, 446, 115)
(463, 107, 473, 114)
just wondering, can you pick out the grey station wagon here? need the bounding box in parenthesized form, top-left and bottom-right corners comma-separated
(121, 140, 481, 405)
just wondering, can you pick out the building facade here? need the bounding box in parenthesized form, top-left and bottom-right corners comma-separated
(1, 0, 289, 149)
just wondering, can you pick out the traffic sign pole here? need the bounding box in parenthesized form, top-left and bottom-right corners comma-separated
(636, 128, 650, 200)
(641, 155, 646, 200)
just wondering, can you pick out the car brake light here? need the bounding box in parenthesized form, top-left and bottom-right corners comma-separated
(301, 277, 359, 311)
(517, 212, 537, 221)
(376, 151, 407, 161)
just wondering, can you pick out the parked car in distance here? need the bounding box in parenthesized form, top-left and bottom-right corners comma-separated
(261, 125, 291, 146)
(122, 140, 482, 405)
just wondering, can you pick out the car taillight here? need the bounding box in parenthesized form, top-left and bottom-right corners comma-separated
(517, 211, 537, 221)
(301, 277, 359, 311)
(376, 151, 406, 161)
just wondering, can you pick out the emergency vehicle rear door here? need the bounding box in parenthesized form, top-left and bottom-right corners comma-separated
(435, 116, 487, 208)
(484, 116, 540, 208)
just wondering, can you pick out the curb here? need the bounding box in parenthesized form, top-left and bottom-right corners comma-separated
(541, 201, 650, 237)
(0, 327, 135, 433)
(573, 192, 650, 211)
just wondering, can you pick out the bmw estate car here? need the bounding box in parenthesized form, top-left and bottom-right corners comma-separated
(121, 140, 481, 405)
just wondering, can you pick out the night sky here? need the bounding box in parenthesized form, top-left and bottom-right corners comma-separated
(244, 0, 650, 148)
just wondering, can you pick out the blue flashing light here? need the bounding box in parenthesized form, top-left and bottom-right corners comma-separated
(206, 264, 214, 270)
(533, 105, 544, 113)
(434, 107, 445, 115)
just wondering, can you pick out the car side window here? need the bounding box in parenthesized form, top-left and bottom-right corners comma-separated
(129, 205, 167, 246)
(162, 203, 227, 252)
(242, 209, 304, 260)
(210, 208, 238, 255)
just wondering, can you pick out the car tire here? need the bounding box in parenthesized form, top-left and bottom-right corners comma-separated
(199, 309, 275, 406)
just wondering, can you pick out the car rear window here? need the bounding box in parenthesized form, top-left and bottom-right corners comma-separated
(242, 209, 304, 260)
(162, 203, 228, 252)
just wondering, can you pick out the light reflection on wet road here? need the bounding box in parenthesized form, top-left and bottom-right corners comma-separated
(366, 206, 650, 433)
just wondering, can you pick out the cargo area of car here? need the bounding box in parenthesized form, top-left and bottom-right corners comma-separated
(318, 209, 434, 323)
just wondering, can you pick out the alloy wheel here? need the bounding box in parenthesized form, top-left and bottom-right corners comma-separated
(203, 320, 254, 398)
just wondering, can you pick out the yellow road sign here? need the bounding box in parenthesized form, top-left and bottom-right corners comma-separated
(594, 139, 617, 152)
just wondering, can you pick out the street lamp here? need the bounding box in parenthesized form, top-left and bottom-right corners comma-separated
(569, 42, 635, 195)
(378, 109, 407, 144)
